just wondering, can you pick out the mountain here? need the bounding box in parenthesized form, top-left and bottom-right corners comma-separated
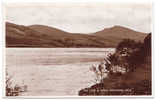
(6, 22, 63, 47)
(93, 25, 147, 46)
(28, 25, 70, 38)
(6, 22, 147, 48)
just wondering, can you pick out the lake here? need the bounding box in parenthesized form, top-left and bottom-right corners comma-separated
(6, 48, 115, 96)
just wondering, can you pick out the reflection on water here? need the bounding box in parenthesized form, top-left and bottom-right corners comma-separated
(6, 48, 115, 96)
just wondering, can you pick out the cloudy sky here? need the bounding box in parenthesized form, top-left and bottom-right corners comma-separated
(5, 1, 152, 33)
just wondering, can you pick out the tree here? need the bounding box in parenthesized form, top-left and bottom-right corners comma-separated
(105, 39, 143, 73)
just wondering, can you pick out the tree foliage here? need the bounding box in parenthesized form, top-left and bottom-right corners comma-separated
(105, 38, 144, 73)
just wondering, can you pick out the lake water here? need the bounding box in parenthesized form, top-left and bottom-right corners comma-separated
(6, 48, 115, 96)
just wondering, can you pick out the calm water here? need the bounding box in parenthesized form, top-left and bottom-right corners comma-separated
(6, 48, 115, 96)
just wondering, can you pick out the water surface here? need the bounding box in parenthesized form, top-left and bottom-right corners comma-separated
(6, 48, 115, 96)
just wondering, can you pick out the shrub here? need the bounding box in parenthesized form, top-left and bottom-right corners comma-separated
(90, 63, 109, 83)
(6, 70, 27, 96)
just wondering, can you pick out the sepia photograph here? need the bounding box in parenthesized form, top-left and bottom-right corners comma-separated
(3, 0, 152, 98)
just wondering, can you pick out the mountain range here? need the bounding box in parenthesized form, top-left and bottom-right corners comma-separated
(6, 22, 147, 48)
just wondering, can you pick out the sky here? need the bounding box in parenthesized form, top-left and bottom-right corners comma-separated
(5, 1, 152, 33)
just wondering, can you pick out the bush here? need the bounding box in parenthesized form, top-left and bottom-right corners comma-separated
(6, 70, 27, 96)
(90, 63, 109, 83)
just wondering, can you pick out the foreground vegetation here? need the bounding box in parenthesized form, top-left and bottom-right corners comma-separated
(79, 33, 151, 96)
(6, 70, 28, 96)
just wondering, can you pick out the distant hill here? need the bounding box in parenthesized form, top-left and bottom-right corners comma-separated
(93, 25, 147, 46)
(6, 22, 147, 48)
(28, 25, 70, 38)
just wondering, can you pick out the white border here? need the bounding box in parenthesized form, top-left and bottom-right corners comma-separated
(2, 0, 153, 3)
(0, 0, 155, 99)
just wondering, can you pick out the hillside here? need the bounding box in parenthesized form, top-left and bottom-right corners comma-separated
(6, 22, 147, 48)
(93, 25, 147, 46)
